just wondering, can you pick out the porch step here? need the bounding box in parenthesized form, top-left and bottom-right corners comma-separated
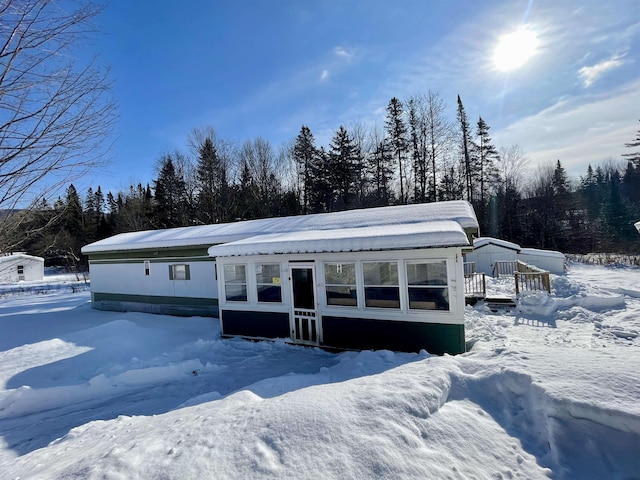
(485, 296, 517, 313)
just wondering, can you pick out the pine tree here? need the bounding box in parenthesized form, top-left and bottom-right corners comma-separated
(367, 139, 394, 207)
(308, 147, 333, 213)
(457, 95, 473, 203)
(473, 117, 499, 230)
(292, 126, 318, 214)
(195, 137, 228, 224)
(328, 126, 360, 210)
(154, 155, 189, 228)
(623, 119, 640, 166)
(385, 97, 408, 204)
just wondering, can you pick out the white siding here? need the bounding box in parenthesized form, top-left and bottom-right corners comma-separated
(0, 255, 44, 283)
(89, 260, 218, 299)
(465, 243, 518, 276)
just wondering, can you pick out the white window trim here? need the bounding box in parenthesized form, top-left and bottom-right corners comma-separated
(405, 259, 451, 312)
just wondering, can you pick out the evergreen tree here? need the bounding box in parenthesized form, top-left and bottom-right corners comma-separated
(367, 139, 394, 207)
(308, 147, 333, 213)
(385, 97, 408, 204)
(328, 126, 360, 210)
(623, 119, 640, 166)
(456, 95, 473, 203)
(154, 155, 189, 228)
(472, 117, 499, 231)
(292, 126, 318, 214)
(622, 161, 640, 207)
(195, 137, 229, 224)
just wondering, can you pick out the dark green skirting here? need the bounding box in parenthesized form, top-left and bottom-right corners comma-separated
(321, 316, 465, 355)
(221, 310, 291, 339)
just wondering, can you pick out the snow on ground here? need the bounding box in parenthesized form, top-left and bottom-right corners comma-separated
(1, 263, 640, 479)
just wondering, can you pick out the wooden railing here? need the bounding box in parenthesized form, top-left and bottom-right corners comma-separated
(493, 260, 551, 294)
(463, 262, 476, 275)
(464, 272, 486, 297)
(494, 260, 518, 277)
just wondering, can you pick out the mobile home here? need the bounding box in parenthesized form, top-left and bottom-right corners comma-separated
(82, 201, 479, 354)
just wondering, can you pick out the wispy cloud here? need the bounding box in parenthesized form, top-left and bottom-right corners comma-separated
(492, 78, 640, 176)
(333, 46, 353, 61)
(320, 69, 330, 81)
(578, 54, 626, 87)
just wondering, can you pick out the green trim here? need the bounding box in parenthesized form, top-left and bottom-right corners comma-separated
(89, 256, 215, 265)
(93, 292, 218, 307)
(86, 245, 212, 261)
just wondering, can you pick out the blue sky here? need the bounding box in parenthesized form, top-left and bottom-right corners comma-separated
(86, 0, 640, 194)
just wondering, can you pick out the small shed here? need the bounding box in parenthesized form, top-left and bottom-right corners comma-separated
(82, 201, 479, 354)
(464, 237, 566, 276)
(0, 253, 45, 283)
(464, 238, 520, 276)
(518, 248, 566, 274)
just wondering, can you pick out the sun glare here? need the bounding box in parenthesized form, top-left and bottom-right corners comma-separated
(493, 27, 539, 72)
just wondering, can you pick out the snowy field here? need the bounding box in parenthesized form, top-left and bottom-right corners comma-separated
(1, 263, 639, 479)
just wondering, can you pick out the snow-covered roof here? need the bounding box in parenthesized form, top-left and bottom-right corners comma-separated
(0, 253, 44, 263)
(519, 247, 565, 259)
(473, 237, 520, 252)
(208, 221, 469, 257)
(82, 201, 478, 254)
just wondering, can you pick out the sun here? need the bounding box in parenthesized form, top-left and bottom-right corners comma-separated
(493, 27, 539, 72)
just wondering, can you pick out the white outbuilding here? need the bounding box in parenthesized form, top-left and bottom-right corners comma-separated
(464, 237, 566, 276)
(0, 252, 45, 283)
(82, 200, 479, 355)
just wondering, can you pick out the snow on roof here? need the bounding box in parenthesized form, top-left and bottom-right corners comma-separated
(635, 221, 640, 233)
(208, 221, 470, 257)
(82, 201, 478, 254)
(0, 253, 44, 263)
(519, 247, 565, 259)
(473, 237, 520, 252)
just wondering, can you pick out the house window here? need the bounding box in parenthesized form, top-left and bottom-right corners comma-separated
(17, 265, 24, 275)
(406, 260, 450, 310)
(324, 262, 357, 306)
(224, 264, 247, 302)
(256, 263, 282, 303)
(363, 261, 400, 309)
(144, 261, 150, 276)
(169, 264, 190, 281)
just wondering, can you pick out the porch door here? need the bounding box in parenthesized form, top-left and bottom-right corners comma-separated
(290, 265, 320, 345)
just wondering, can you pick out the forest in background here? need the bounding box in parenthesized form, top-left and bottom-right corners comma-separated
(4, 94, 640, 269)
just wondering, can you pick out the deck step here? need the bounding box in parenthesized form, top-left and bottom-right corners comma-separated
(485, 297, 517, 313)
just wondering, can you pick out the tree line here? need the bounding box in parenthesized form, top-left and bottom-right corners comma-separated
(5, 96, 640, 268)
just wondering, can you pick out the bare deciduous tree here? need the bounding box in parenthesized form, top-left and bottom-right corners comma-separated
(0, 0, 115, 251)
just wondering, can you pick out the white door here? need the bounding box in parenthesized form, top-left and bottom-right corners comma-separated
(289, 265, 320, 345)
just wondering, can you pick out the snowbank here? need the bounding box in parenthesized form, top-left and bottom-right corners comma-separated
(1, 263, 640, 479)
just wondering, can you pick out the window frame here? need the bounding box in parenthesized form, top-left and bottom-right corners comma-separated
(323, 261, 358, 307)
(405, 259, 450, 311)
(362, 260, 401, 309)
(223, 263, 248, 302)
(144, 260, 150, 276)
(169, 264, 190, 281)
(256, 263, 282, 303)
